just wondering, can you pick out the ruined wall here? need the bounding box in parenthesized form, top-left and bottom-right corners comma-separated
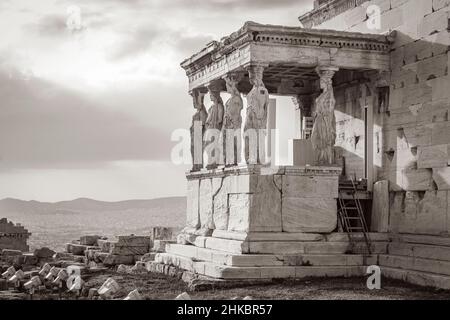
(0, 218, 30, 252)
(334, 82, 366, 180)
(311, 0, 450, 236)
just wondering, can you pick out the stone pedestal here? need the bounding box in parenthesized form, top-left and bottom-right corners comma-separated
(180, 165, 341, 245)
(156, 165, 380, 280)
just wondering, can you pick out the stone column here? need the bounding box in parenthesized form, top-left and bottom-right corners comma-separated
(244, 63, 269, 165)
(204, 81, 224, 169)
(190, 88, 208, 172)
(223, 72, 244, 167)
(311, 66, 339, 165)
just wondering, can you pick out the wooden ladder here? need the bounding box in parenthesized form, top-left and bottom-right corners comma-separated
(338, 179, 372, 255)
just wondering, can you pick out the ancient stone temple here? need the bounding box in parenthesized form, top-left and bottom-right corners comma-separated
(0, 218, 31, 252)
(156, 0, 450, 289)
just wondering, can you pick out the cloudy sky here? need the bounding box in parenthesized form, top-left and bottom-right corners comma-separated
(0, 0, 313, 202)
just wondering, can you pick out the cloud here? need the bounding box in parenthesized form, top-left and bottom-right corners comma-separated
(109, 27, 162, 60)
(109, 24, 214, 61)
(0, 66, 176, 170)
(32, 14, 67, 35)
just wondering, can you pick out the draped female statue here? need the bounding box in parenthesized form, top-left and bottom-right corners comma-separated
(311, 67, 338, 165)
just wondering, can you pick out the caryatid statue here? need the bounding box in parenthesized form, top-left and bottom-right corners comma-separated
(244, 64, 269, 164)
(190, 88, 208, 172)
(223, 73, 243, 166)
(204, 83, 224, 169)
(311, 66, 338, 165)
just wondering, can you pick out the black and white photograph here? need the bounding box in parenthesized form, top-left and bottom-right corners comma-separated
(1, 0, 450, 309)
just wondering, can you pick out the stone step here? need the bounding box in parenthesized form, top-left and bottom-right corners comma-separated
(195, 235, 389, 254)
(248, 241, 387, 255)
(154, 252, 367, 280)
(381, 266, 450, 290)
(211, 231, 389, 243)
(379, 254, 450, 276)
(390, 234, 450, 248)
(388, 242, 450, 262)
(165, 243, 378, 267)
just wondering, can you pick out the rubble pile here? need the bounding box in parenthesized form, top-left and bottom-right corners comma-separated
(0, 226, 177, 300)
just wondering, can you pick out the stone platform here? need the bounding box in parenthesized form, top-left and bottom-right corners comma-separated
(155, 233, 389, 280)
(180, 165, 343, 243)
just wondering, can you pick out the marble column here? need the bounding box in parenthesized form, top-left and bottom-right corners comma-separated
(244, 63, 269, 165)
(311, 66, 339, 165)
(204, 81, 224, 169)
(222, 72, 244, 167)
(190, 88, 208, 172)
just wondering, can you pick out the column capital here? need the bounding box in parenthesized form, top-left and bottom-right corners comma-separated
(316, 65, 339, 77)
(223, 71, 244, 87)
(246, 63, 268, 87)
(206, 79, 223, 93)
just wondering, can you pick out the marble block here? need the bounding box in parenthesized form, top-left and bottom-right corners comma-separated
(282, 197, 337, 233)
(180, 166, 341, 243)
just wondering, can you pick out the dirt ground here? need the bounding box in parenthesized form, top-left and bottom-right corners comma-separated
(2, 270, 450, 300)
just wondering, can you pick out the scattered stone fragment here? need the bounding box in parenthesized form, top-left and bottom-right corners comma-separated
(98, 278, 121, 299)
(66, 243, 87, 256)
(243, 296, 254, 300)
(116, 264, 129, 273)
(53, 252, 75, 261)
(1, 249, 23, 257)
(123, 289, 142, 300)
(24, 276, 41, 290)
(39, 263, 52, 277)
(88, 288, 98, 300)
(2, 266, 15, 279)
(34, 247, 56, 259)
(175, 292, 191, 300)
(103, 254, 134, 266)
(80, 235, 101, 246)
(8, 269, 25, 283)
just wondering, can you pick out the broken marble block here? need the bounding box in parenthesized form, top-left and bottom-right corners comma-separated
(152, 240, 176, 253)
(108, 236, 151, 256)
(103, 254, 134, 266)
(66, 243, 88, 256)
(1, 249, 22, 257)
(80, 235, 101, 246)
(34, 247, 56, 259)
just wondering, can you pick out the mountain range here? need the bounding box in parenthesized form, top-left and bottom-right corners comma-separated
(0, 196, 187, 216)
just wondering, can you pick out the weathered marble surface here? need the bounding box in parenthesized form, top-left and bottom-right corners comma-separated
(418, 144, 449, 169)
(371, 180, 390, 233)
(282, 198, 337, 233)
(390, 191, 448, 236)
(178, 165, 341, 244)
(433, 167, 450, 190)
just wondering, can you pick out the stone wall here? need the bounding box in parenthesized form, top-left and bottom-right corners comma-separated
(312, 0, 450, 236)
(0, 218, 30, 252)
(182, 166, 341, 242)
(334, 81, 366, 180)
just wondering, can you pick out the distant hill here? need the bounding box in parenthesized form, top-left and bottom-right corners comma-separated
(0, 196, 187, 215)
(0, 197, 187, 251)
